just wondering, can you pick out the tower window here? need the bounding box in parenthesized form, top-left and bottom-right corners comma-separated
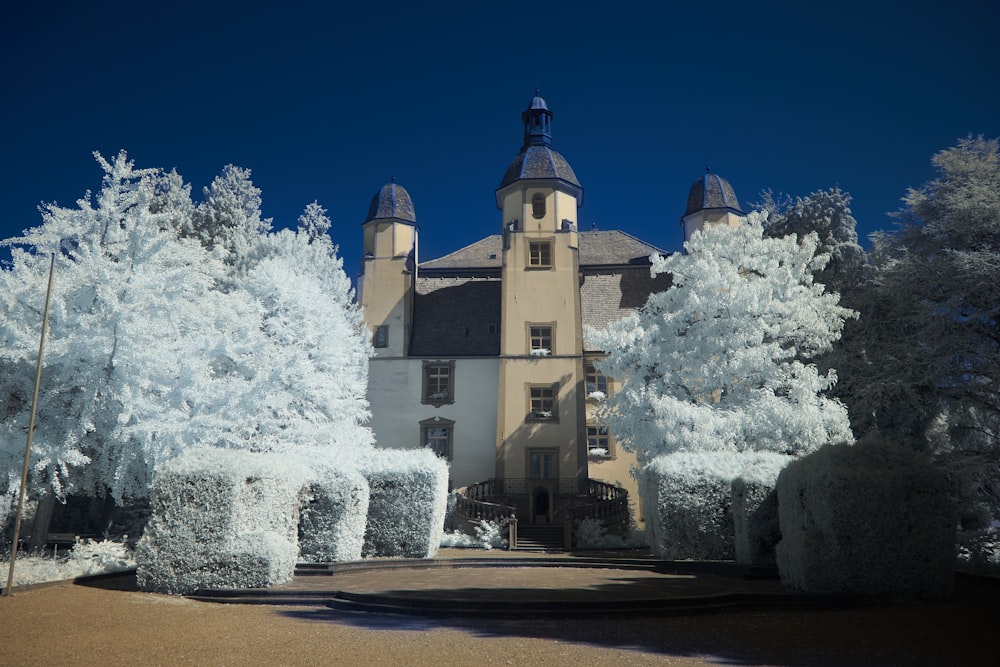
(372, 325, 388, 348)
(528, 384, 558, 421)
(528, 241, 552, 267)
(531, 193, 546, 219)
(529, 325, 553, 355)
(422, 360, 455, 406)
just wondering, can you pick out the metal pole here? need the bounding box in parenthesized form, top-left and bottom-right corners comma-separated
(5, 253, 56, 596)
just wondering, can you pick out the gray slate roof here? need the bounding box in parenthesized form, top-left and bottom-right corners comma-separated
(366, 182, 417, 223)
(418, 230, 666, 272)
(410, 277, 501, 356)
(409, 230, 673, 356)
(684, 172, 743, 217)
(498, 146, 581, 190)
(580, 269, 672, 336)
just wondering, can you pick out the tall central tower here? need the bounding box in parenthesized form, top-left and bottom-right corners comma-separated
(494, 93, 587, 523)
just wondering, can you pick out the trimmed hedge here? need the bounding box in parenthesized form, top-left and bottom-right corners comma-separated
(641, 452, 791, 561)
(732, 455, 792, 566)
(297, 450, 370, 563)
(359, 448, 449, 558)
(136, 448, 308, 594)
(776, 435, 957, 599)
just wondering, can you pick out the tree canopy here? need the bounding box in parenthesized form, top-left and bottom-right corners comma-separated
(589, 213, 855, 464)
(0, 152, 371, 520)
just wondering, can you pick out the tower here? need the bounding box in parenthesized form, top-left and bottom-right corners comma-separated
(358, 181, 417, 357)
(494, 92, 587, 523)
(681, 168, 744, 245)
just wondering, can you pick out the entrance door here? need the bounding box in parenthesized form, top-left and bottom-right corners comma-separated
(528, 449, 557, 523)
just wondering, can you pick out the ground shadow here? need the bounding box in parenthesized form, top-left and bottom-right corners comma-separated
(276, 573, 999, 667)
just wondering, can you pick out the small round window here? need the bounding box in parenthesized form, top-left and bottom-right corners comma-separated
(531, 193, 546, 219)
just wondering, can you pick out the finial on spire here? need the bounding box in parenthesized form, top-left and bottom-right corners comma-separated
(522, 91, 553, 148)
(706, 166, 712, 174)
(390, 175, 396, 184)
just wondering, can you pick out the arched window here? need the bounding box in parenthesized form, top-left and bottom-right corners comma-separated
(531, 193, 546, 219)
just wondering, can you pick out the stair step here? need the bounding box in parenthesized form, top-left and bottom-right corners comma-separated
(513, 525, 565, 551)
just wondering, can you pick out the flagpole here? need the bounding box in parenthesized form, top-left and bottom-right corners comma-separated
(5, 252, 56, 596)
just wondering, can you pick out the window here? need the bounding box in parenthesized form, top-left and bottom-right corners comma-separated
(487, 323, 498, 335)
(587, 424, 611, 457)
(585, 361, 608, 398)
(420, 417, 454, 460)
(531, 192, 546, 219)
(421, 361, 455, 406)
(372, 325, 388, 348)
(528, 384, 557, 421)
(528, 325, 553, 355)
(528, 241, 552, 267)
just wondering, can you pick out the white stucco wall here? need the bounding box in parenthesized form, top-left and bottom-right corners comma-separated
(367, 357, 500, 488)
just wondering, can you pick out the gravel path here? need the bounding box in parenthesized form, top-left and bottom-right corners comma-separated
(1, 568, 996, 666)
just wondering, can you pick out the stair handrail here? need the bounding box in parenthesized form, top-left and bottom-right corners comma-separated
(454, 482, 516, 524)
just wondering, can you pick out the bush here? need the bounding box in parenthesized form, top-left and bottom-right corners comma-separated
(732, 455, 792, 566)
(359, 448, 449, 558)
(296, 450, 370, 563)
(574, 518, 648, 550)
(135, 448, 309, 594)
(642, 451, 791, 560)
(776, 435, 957, 599)
(440, 519, 509, 550)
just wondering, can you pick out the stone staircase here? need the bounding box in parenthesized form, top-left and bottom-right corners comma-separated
(513, 524, 565, 551)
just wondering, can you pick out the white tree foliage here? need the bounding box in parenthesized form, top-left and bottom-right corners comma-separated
(0, 152, 373, 518)
(190, 164, 272, 263)
(590, 213, 855, 463)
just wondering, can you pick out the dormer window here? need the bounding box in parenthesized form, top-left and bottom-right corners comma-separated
(531, 193, 546, 219)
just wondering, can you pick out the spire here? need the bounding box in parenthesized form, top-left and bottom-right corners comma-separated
(521, 90, 553, 148)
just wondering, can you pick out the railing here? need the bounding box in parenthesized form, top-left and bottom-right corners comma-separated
(489, 478, 595, 496)
(454, 483, 516, 524)
(456, 478, 627, 524)
(569, 480, 630, 524)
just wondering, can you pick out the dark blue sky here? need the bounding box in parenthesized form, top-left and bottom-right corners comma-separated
(3, 1, 998, 285)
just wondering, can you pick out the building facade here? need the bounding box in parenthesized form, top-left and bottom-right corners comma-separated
(359, 94, 742, 533)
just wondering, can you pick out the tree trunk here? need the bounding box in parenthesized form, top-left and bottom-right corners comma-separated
(27, 493, 56, 552)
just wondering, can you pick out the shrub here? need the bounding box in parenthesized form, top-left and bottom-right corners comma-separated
(440, 519, 509, 550)
(574, 518, 648, 550)
(359, 448, 449, 558)
(776, 435, 957, 599)
(296, 450, 370, 563)
(642, 451, 790, 560)
(732, 455, 793, 566)
(135, 448, 309, 594)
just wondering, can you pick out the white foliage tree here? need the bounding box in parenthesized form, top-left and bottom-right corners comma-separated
(589, 213, 855, 464)
(191, 164, 272, 264)
(297, 201, 332, 243)
(0, 151, 234, 509)
(227, 222, 374, 452)
(0, 153, 374, 529)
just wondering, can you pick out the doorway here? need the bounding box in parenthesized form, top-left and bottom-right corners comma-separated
(528, 449, 558, 524)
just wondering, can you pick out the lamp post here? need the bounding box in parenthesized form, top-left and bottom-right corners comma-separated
(5, 253, 56, 596)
